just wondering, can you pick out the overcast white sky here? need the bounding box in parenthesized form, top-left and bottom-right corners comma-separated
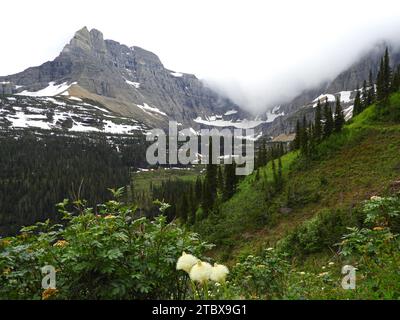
(1, 0, 400, 112)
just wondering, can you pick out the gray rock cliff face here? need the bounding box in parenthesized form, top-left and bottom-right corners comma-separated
(0, 27, 246, 129)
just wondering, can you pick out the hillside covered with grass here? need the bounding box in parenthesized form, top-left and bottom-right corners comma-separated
(196, 97, 400, 261)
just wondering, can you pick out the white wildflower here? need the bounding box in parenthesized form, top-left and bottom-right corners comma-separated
(210, 263, 229, 283)
(189, 261, 213, 284)
(176, 252, 199, 274)
(370, 196, 382, 201)
(328, 262, 335, 266)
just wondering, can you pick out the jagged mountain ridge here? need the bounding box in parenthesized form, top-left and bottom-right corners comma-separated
(0, 27, 248, 130)
(2, 30, 400, 139)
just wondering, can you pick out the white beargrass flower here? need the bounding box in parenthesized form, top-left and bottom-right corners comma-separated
(189, 261, 213, 284)
(210, 263, 229, 283)
(176, 252, 199, 274)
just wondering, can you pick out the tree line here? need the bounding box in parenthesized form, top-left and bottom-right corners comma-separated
(292, 96, 345, 158)
(354, 48, 400, 115)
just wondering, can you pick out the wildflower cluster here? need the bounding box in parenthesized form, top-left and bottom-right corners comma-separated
(176, 252, 229, 284)
(230, 248, 289, 299)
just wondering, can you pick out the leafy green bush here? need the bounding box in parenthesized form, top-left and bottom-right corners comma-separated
(281, 196, 400, 299)
(363, 196, 400, 230)
(333, 196, 400, 299)
(282, 196, 400, 300)
(278, 208, 363, 258)
(0, 192, 212, 300)
(230, 248, 289, 299)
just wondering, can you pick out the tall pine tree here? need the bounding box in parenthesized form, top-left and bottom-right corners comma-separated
(223, 161, 237, 201)
(361, 80, 368, 109)
(376, 57, 385, 103)
(300, 116, 309, 156)
(202, 137, 218, 216)
(334, 96, 345, 133)
(293, 120, 301, 150)
(353, 89, 362, 116)
(391, 65, 400, 93)
(383, 47, 392, 98)
(377, 48, 392, 105)
(323, 98, 334, 138)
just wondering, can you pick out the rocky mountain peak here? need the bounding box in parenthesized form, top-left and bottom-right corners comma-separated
(0, 27, 246, 130)
(62, 27, 106, 56)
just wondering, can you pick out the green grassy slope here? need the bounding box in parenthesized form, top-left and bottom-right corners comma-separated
(196, 94, 400, 263)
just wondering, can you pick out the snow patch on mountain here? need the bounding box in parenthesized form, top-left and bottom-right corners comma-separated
(339, 91, 352, 103)
(137, 103, 167, 116)
(313, 94, 336, 104)
(17, 82, 77, 97)
(45, 97, 67, 106)
(125, 80, 141, 89)
(170, 72, 183, 78)
(83, 103, 111, 114)
(313, 91, 353, 107)
(224, 110, 238, 116)
(194, 117, 264, 129)
(99, 120, 141, 134)
(264, 106, 285, 123)
(69, 121, 101, 133)
(6, 112, 50, 129)
(69, 96, 83, 102)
